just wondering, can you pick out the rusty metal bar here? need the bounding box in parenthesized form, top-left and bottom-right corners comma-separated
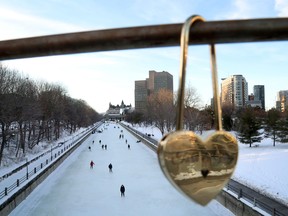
(1, 17, 288, 60)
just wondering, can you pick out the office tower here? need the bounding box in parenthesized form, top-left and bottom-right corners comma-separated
(221, 75, 248, 108)
(276, 90, 288, 112)
(253, 85, 265, 110)
(134, 80, 148, 112)
(135, 70, 173, 112)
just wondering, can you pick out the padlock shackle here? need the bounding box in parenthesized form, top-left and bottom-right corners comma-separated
(176, 15, 222, 131)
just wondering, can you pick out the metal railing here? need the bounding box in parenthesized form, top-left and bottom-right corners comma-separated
(1, 18, 288, 60)
(225, 181, 285, 216)
(0, 129, 87, 182)
(120, 123, 159, 148)
(0, 123, 101, 201)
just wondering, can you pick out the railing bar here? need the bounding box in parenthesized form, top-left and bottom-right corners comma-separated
(1, 18, 288, 60)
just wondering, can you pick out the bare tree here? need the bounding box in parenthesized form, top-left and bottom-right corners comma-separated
(183, 84, 201, 109)
(0, 64, 20, 164)
(0, 64, 101, 165)
(146, 89, 175, 135)
(174, 84, 202, 131)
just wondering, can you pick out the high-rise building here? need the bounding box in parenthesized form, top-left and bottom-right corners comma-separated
(276, 90, 288, 112)
(134, 80, 148, 112)
(220, 75, 248, 108)
(135, 70, 173, 112)
(253, 85, 265, 110)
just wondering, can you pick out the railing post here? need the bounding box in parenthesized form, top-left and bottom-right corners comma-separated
(26, 172, 29, 180)
(34, 167, 37, 173)
(253, 198, 256, 206)
(273, 208, 276, 216)
(238, 188, 242, 199)
(17, 179, 19, 187)
(41, 163, 43, 169)
(5, 187, 7, 196)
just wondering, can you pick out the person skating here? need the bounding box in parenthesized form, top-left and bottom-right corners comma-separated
(108, 163, 113, 172)
(90, 160, 95, 169)
(120, 185, 125, 197)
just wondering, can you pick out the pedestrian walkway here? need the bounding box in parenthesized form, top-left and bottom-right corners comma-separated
(9, 122, 233, 216)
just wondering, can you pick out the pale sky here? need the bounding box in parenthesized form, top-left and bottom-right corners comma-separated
(1, 0, 288, 113)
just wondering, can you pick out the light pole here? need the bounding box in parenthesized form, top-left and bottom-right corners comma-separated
(26, 157, 29, 179)
(51, 145, 53, 161)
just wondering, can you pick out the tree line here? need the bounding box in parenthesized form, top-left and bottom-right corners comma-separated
(125, 88, 288, 147)
(0, 64, 101, 165)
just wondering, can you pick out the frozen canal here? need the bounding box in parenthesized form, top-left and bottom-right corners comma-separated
(9, 122, 233, 216)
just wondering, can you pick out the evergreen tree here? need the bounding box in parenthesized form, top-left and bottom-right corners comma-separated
(237, 107, 263, 147)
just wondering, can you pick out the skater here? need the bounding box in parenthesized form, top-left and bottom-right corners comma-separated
(120, 185, 125, 197)
(88, 146, 91, 151)
(125, 139, 127, 144)
(99, 140, 101, 144)
(102, 145, 104, 149)
(105, 145, 107, 150)
(90, 160, 95, 169)
(108, 163, 113, 172)
(119, 134, 121, 139)
(92, 140, 94, 144)
(128, 144, 130, 149)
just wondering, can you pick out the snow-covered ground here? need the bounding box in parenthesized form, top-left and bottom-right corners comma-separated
(0, 125, 97, 205)
(7, 122, 233, 216)
(130, 123, 288, 206)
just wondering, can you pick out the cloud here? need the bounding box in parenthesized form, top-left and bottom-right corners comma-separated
(275, 0, 288, 16)
(222, 0, 253, 19)
(0, 7, 86, 40)
(132, 0, 190, 23)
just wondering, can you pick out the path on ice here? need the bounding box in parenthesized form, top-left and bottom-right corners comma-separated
(9, 122, 233, 216)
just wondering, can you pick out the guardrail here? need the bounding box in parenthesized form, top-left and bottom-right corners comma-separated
(121, 123, 287, 216)
(0, 123, 102, 201)
(225, 180, 285, 216)
(0, 129, 87, 182)
(120, 123, 158, 147)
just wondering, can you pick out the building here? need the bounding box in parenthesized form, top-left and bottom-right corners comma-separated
(246, 86, 265, 110)
(135, 70, 173, 112)
(134, 80, 148, 111)
(253, 85, 265, 110)
(221, 75, 248, 109)
(105, 100, 132, 120)
(276, 90, 288, 112)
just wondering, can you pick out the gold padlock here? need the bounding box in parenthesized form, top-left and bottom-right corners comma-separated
(157, 15, 238, 206)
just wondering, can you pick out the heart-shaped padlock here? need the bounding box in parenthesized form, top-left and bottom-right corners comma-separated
(157, 15, 238, 206)
(158, 131, 238, 205)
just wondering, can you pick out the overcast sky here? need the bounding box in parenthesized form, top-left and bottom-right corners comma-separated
(1, 0, 288, 113)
